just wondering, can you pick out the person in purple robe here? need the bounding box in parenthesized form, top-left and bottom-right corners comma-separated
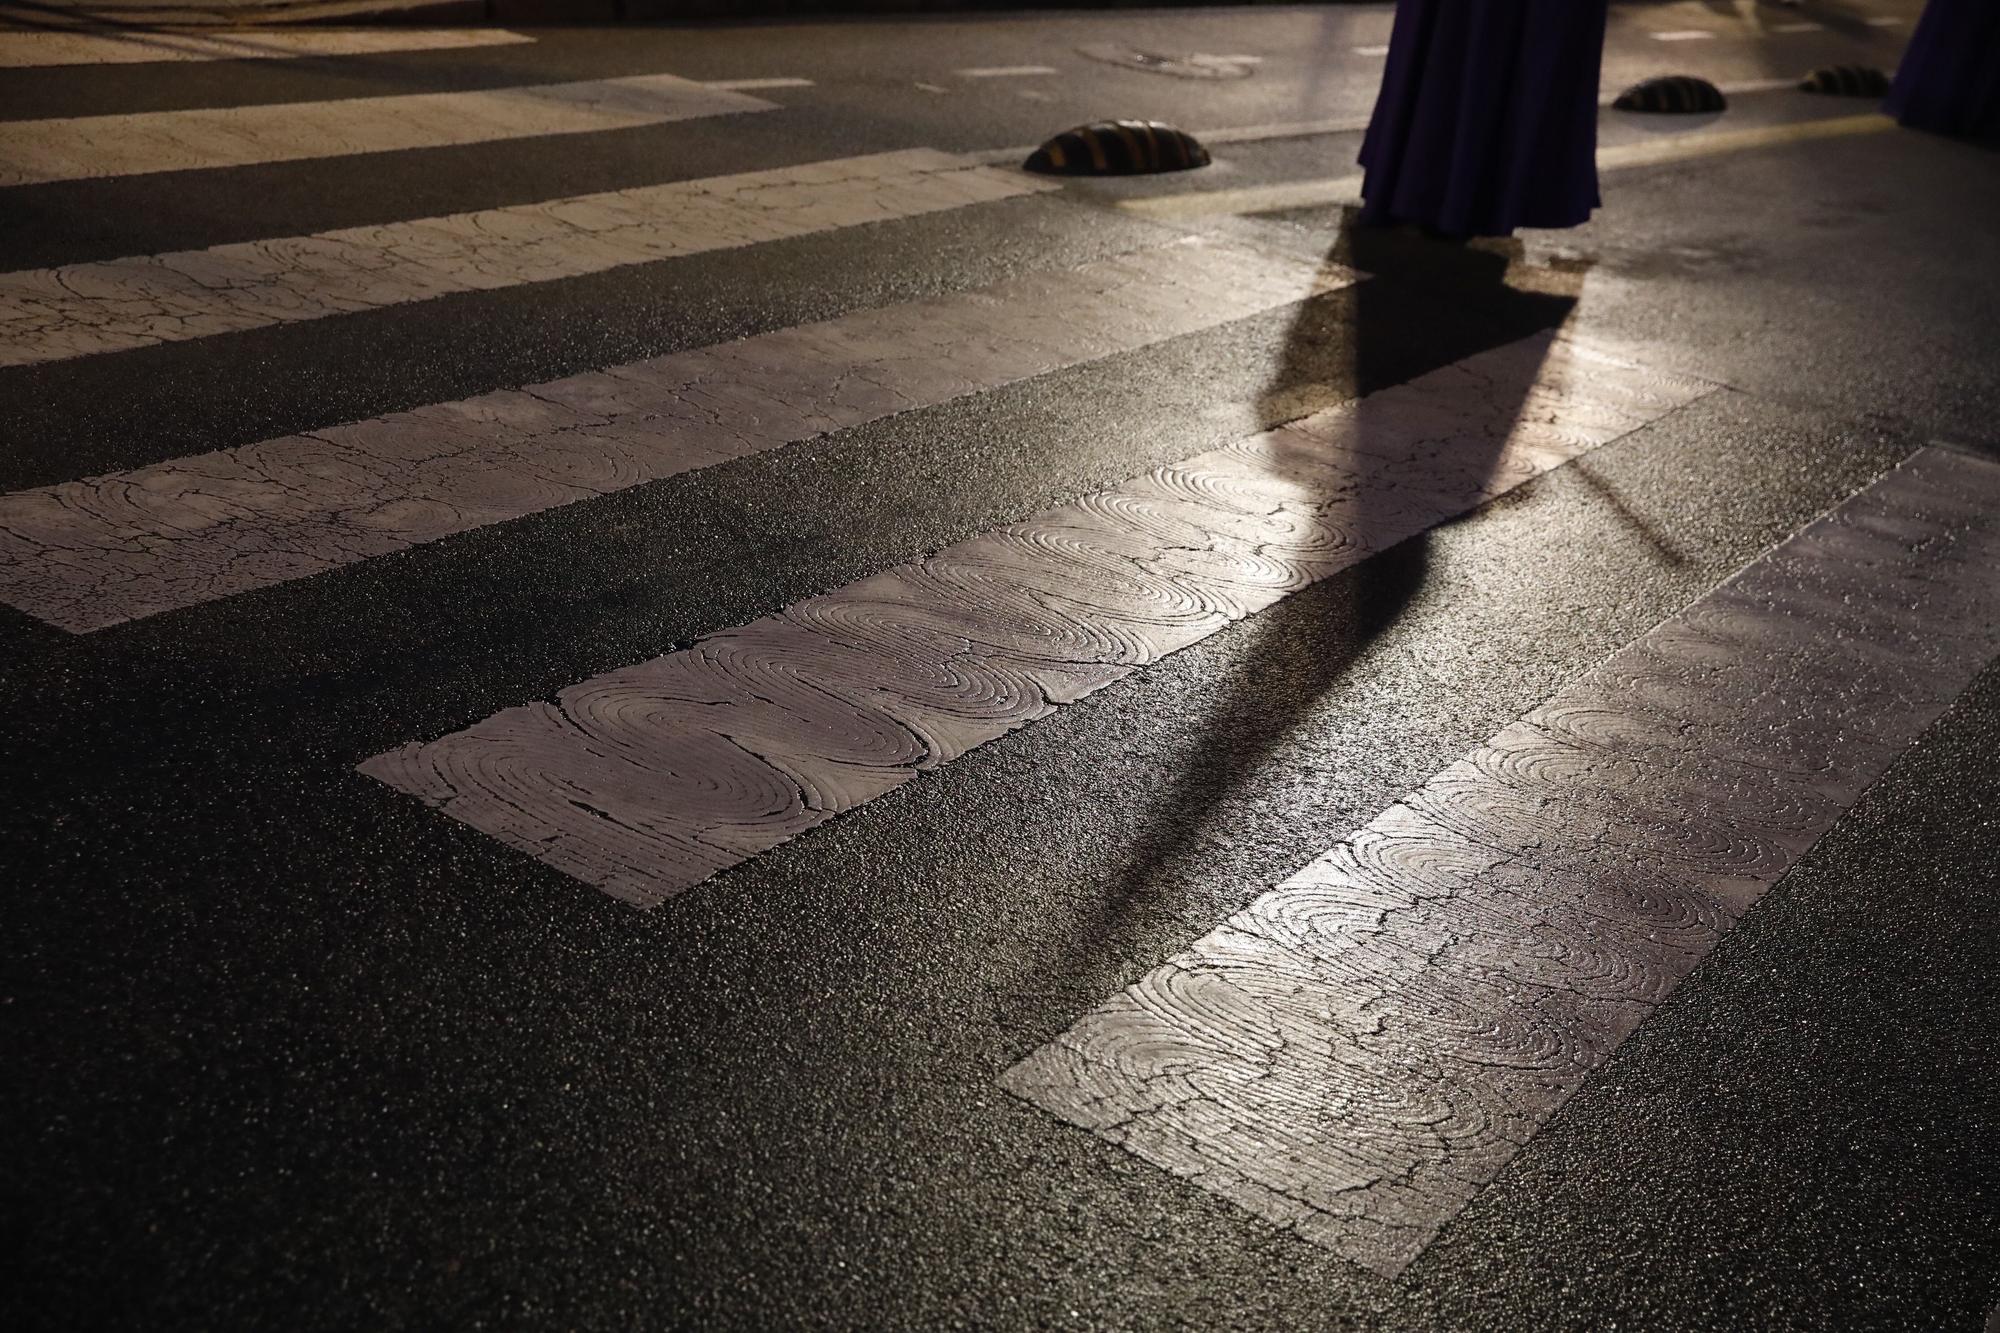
(1885, 0, 2000, 142)
(1357, 0, 1612, 238)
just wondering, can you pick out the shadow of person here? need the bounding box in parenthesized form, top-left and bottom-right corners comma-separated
(1067, 215, 1587, 966)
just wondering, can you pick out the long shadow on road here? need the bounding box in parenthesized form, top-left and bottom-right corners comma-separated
(1061, 217, 1586, 981)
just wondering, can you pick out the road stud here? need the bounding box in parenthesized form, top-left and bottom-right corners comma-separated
(1024, 120, 1212, 175)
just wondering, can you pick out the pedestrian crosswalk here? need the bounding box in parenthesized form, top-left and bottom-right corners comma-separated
(1000, 446, 2000, 1278)
(0, 236, 1347, 631)
(0, 149, 1051, 368)
(0, 74, 774, 186)
(3, 22, 1991, 1296)
(359, 332, 1714, 907)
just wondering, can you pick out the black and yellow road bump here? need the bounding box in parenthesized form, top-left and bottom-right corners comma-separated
(1612, 76, 1728, 114)
(1023, 121, 1212, 175)
(1800, 66, 1892, 98)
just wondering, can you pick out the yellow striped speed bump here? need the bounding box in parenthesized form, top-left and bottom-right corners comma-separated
(1800, 66, 1892, 98)
(1023, 120, 1211, 175)
(1612, 75, 1728, 114)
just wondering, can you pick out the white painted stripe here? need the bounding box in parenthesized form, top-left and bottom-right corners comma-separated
(0, 74, 774, 187)
(915, 82, 950, 94)
(0, 149, 1056, 370)
(0, 27, 532, 68)
(1652, 29, 1718, 42)
(957, 65, 1059, 78)
(1001, 446, 2000, 1279)
(360, 333, 1717, 908)
(0, 238, 1349, 633)
(1353, 45, 1390, 58)
(703, 77, 815, 91)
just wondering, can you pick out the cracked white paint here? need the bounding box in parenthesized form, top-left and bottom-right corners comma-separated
(0, 28, 532, 67)
(0, 148, 1056, 369)
(0, 74, 774, 187)
(360, 332, 1716, 907)
(0, 237, 1351, 632)
(1000, 446, 2000, 1279)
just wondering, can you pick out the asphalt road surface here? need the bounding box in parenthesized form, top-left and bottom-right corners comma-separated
(4, 3, 1997, 1330)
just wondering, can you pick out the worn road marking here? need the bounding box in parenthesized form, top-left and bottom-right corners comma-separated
(1119, 114, 1894, 219)
(1353, 45, 1390, 58)
(957, 65, 1059, 78)
(0, 237, 1349, 633)
(361, 333, 1715, 907)
(1651, 29, 1717, 41)
(0, 74, 773, 187)
(0, 27, 531, 67)
(1001, 446, 2000, 1280)
(703, 76, 814, 91)
(0, 149, 1055, 369)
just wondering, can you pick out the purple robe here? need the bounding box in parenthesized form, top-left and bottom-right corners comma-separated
(1358, 0, 1610, 237)
(1885, 0, 2000, 141)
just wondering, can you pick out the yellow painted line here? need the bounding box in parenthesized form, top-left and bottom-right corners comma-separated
(1594, 113, 1893, 169)
(1118, 174, 1362, 220)
(1118, 114, 1894, 220)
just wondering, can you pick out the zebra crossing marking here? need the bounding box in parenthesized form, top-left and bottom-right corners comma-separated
(0, 74, 774, 188)
(0, 27, 532, 68)
(359, 332, 1716, 908)
(0, 148, 1056, 369)
(1000, 446, 2000, 1279)
(0, 237, 1351, 633)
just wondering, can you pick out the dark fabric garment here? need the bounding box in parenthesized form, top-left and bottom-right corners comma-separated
(1358, 0, 1610, 237)
(1886, 0, 2000, 142)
